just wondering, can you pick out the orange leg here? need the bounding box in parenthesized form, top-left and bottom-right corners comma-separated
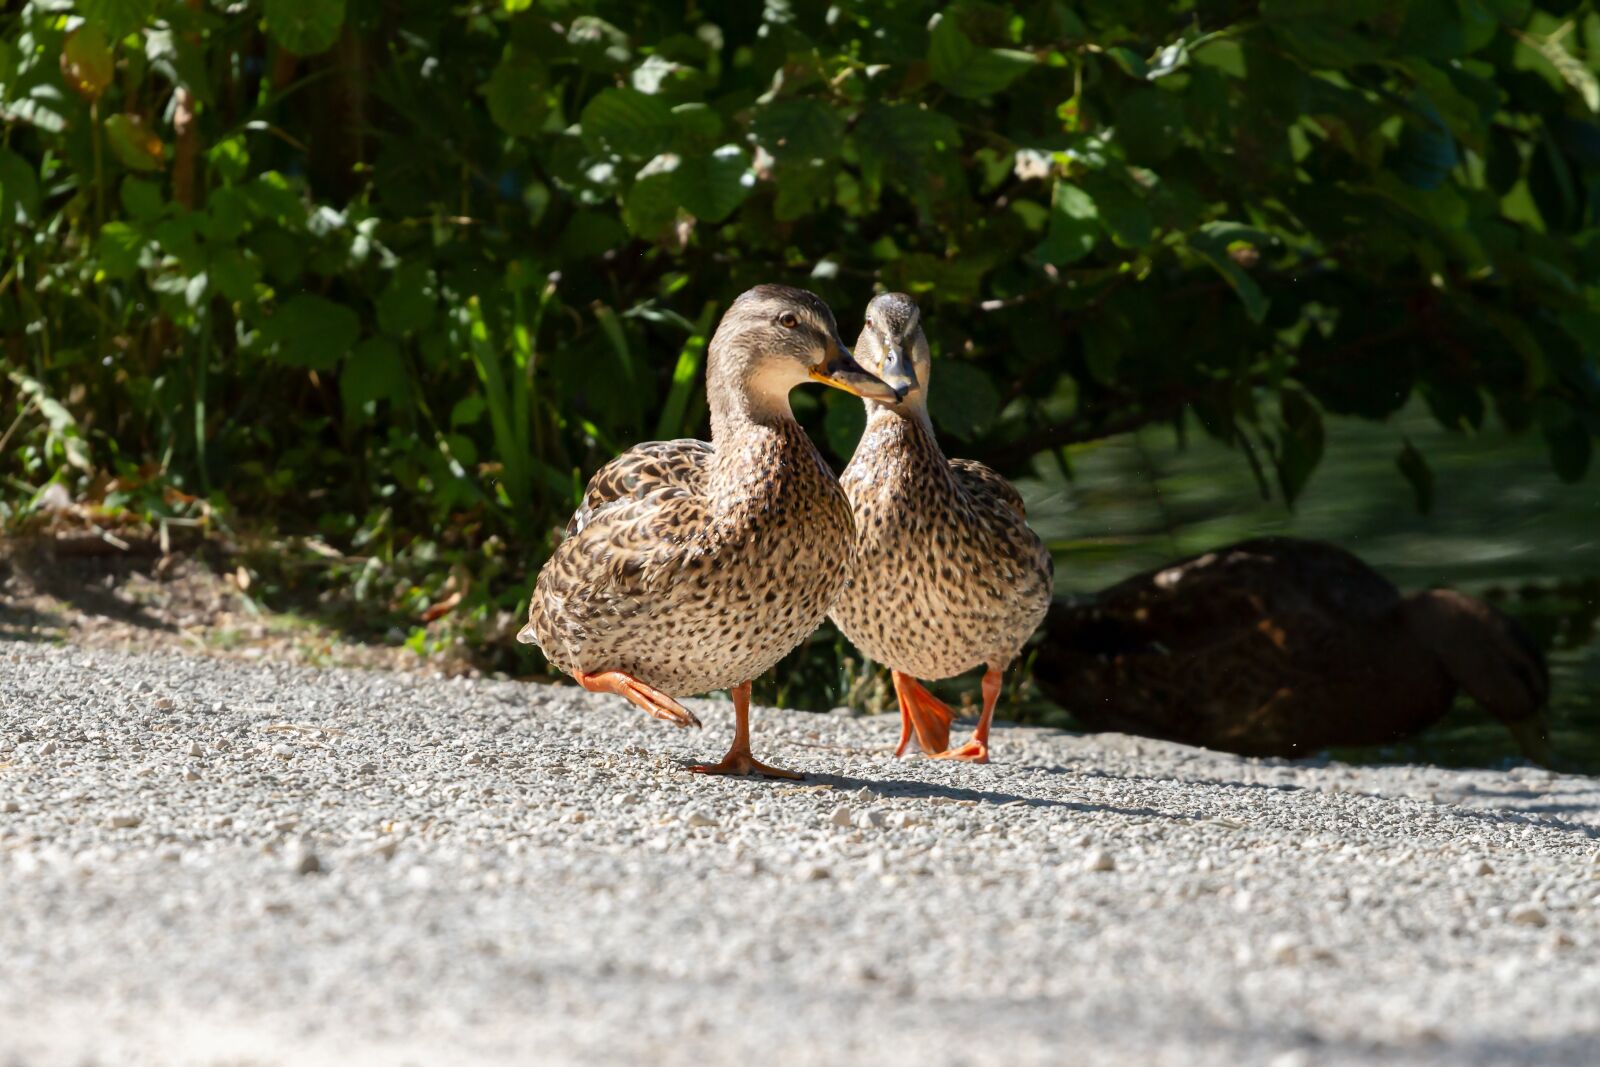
(892, 671, 954, 757)
(687, 682, 802, 780)
(933, 666, 1002, 764)
(575, 670, 702, 729)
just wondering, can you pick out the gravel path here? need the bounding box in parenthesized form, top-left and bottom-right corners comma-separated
(3, 642, 1599, 1067)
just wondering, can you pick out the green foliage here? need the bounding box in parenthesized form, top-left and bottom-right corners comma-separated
(2, 0, 1600, 702)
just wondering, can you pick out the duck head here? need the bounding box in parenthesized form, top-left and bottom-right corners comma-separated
(1402, 589, 1554, 766)
(709, 285, 902, 410)
(854, 292, 929, 411)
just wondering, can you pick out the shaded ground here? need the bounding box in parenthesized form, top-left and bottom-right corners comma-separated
(0, 538, 469, 674)
(2, 642, 1598, 1066)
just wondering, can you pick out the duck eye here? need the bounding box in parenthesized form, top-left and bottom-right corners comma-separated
(778, 312, 799, 329)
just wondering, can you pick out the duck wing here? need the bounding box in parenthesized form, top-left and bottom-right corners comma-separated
(565, 439, 714, 538)
(948, 458, 1027, 519)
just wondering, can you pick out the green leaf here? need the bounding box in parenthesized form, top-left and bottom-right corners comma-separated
(208, 248, 260, 303)
(97, 222, 145, 280)
(568, 16, 631, 72)
(580, 88, 675, 160)
(1082, 175, 1155, 248)
(822, 392, 866, 460)
(1396, 439, 1434, 514)
(61, 24, 114, 101)
(104, 114, 166, 172)
(120, 177, 164, 221)
(378, 262, 437, 336)
(485, 50, 550, 138)
(1262, 1, 1384, 68)
(264, 0, 346, 56)
(671, 145, 753, 223)
(927, 361, 1000, 440)
(750, 99, 845, 162)
(342, 337, 411, 423)
(0, 148, 41, 227)
(855, 104, 961, 185)
(928, 14, 1035, 99)
(79, 0, 154, 40)
(1274, 388, 1324, 504)
(1392, 95, 1459, 190)
(622, 154, 681, 237)
(1188, 222, 1270, 324)
(263, 294, 360, 370)
(1035, 181, 1098, 266)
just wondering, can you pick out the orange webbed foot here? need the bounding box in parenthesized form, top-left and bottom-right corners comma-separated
(892, 672, 954, 757)
(686, 752, 803, 780)
(574, 670, 702, 729)
(932, 739, 990, 764)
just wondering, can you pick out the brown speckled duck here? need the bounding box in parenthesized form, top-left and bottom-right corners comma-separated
(520, 285, 902, 778)
(1034, 537, 1552, 762)
(829, 293, 1054, 763)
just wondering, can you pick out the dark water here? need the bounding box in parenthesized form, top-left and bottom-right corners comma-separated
(1015, 405, 1600, 774)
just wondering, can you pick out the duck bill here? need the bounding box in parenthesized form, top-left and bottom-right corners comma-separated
(810, 337, 903, 401)
(875, 342, 919, 400)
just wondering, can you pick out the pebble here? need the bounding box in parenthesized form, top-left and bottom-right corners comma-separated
(182, 767, 202, 782)
(613, 792, 641, 807)
(38, 740, 57, 755)
(856, 808, 888, 830)
(1, 800, 19, 813)
(290, 843, 323, 876)
(829, 805, 854, 828)
(271, 744, 294, 759)
(1509, 904, 1548, 927)
(107, 814, 141, 829)
(1470, 860, 1494, 876)
(801, 864, 831, 881)
(154, 697, 175, 711)
(685, 809, 717, 828)
(1084, 849, 1116, 873)
(185, 741, 204, 758)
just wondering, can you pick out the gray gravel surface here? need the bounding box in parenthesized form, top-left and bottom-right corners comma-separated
(3, 642, 1599, 1067)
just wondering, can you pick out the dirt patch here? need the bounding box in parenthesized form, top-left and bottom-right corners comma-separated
(0, 536, 476, 675)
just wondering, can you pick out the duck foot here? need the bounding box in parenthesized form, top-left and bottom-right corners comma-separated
(927, 665, 1004, 764)
(574, 670, 702, 729)
(892, 671, 954, 757)
(932, 739, 990, 764)
(684, 680, 801, 779)
(687, 752, 803, 780)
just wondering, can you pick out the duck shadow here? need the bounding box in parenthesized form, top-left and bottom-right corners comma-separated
(780, 768, 1182, 821)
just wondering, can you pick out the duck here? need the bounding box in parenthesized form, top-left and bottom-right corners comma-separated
(1033, 537, 1553, 762)
(519, 285, 902, 779)
(828, 293, 1054, 763)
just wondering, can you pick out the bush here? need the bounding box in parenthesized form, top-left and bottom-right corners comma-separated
(2, 1, 1598, 693)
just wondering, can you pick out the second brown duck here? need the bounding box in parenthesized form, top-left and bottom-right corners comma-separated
(829, 294, 1054, 763)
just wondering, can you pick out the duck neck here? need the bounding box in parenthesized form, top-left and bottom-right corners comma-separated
(861, 399, 949, 477)
(706, 354, 825, 520)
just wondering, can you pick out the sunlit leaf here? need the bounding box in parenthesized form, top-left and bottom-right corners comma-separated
(61, 24, 114, 102)
(104, 113, 166, 172)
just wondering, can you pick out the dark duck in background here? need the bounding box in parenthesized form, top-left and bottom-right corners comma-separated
(1034, 537, 1552, 763)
